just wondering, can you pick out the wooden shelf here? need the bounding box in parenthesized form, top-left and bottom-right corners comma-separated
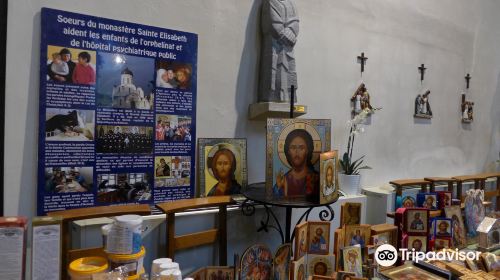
(46, 204, 151, 280)
(476, 172, 500, 179)
(452, 175, 487, 182)
(156, 196, 234, 214)
(424, 177, 457, 183)
(389, 179, 430, 187)
(47, 204, 151, 220)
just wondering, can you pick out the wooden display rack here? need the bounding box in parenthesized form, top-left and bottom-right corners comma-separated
(452, 174, 487, 201)
(477, 172, 500, 210)
(156, 196, 234, 265)
(423, 177, 457, 193)
(47, 204, 151, 280)
(453, 172, 500, 210)
(389, 179, 431, 197)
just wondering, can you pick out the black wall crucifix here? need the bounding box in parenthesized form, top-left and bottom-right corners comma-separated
(465, 73, 471, 89)
(418, 64, 427, 82)
(357, 52, 368, 74)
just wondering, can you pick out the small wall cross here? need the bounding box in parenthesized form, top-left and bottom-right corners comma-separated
(357, 52, 368, 74)
(418, 64, 427, 82)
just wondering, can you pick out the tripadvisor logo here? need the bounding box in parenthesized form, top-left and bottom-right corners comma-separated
(374, 244, 481, 267)
(375, 244, 398, 267)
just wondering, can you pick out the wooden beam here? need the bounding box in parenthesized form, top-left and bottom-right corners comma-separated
(68, 247, 106, 263)
(167, 213, 175, 260)
(174, 229, 218, 250)
(484, 190, 500, 200)
(219, 205, 227, 265)
(47, 204, 151, 221)
(389, 179, 430, 187)
(157, 196, 233, 214)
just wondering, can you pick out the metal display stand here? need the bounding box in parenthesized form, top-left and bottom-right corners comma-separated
(238, 183, 338, 244)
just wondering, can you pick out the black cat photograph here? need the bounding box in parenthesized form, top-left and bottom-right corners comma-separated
(96, 125, 154, 154)
(45, 108, 95, 141)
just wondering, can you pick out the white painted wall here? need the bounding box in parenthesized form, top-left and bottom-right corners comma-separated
(5, 0, 500, 216)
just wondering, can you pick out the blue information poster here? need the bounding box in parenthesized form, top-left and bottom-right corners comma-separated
(38, 8, 197, 215)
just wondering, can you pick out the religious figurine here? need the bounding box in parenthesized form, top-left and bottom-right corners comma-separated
(258, 0, 299, 103)
(414, 90, 433, 118)
(351, 83, 372, 117)
(461, 93, 474, 123)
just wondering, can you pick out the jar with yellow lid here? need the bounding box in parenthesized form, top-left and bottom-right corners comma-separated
(68, 257, 108, 280)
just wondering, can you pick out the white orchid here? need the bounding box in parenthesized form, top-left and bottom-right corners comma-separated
(341, 107, 381, 175)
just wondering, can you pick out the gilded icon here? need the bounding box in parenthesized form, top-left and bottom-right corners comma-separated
(266, 119, 331, 200)
(198, 138, 247, 197)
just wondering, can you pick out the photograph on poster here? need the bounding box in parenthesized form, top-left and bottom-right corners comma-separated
(96, 172, 152, 204)
(45, 166, 93, 193)
(155, 114, 192, 142)
(198, 138, 246, 197)
(155, 156, 172, 178)
(96, 125, 153, 153)
(45, 108, 95, 141)
(156, 60, 193, 90)
(266, 119, 331, 199)
(96, 52, 154, 110)
(155, 156, 191, 187)
(46, 45, 96, 85)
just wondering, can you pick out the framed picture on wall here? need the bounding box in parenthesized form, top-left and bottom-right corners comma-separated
(198, 138, 247, 197)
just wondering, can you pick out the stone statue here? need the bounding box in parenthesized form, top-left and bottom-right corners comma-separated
(351, 83, 372, 116)
(414, 90, 432, 118)
(258, 0, 299, 103)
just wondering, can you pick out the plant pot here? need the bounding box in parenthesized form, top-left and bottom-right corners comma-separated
(339, 173, 361, 196)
